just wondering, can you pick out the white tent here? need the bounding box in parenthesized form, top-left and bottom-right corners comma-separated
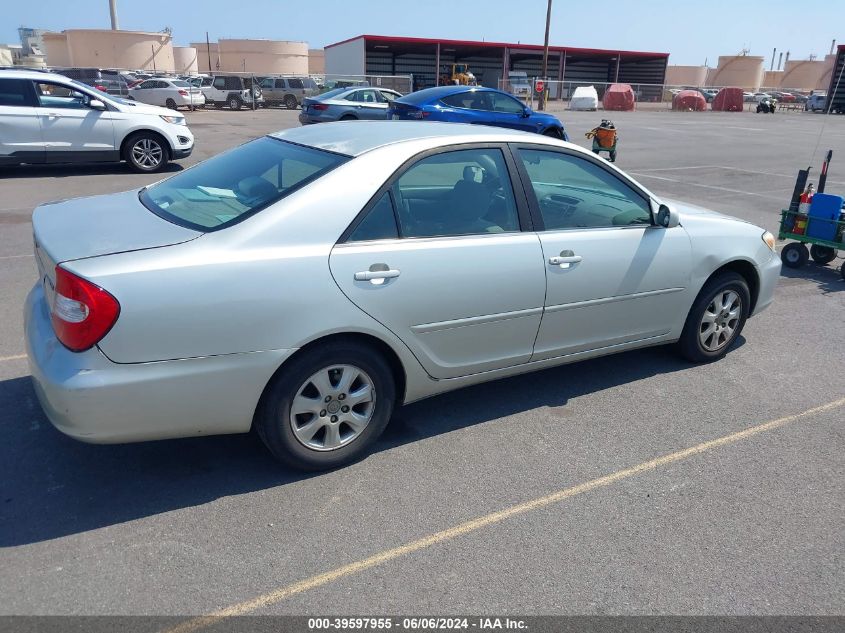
(570, 85, 599, 111)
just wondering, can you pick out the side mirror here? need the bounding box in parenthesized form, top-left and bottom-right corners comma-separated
(521, 107, 531, 118)
(89, 99, 107, 111)
(656, 204, 680, 228)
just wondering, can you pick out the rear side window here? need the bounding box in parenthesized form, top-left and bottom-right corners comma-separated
(0, 79, 34, 106)
(348, 192, 399, 242)
(140, 137, 349, 231)
(288, 78, 304, 89)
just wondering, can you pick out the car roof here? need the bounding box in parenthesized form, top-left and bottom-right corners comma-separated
(271, 121, 555, 157)
(397, 85, 498, 105)
(0, 69, 70, 82)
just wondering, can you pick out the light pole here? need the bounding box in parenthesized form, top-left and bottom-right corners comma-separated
(538, 0, 552, 110)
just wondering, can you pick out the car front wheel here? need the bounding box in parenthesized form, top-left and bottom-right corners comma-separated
(123, 132, 169, 173)
(678, 272, 750, 362)
(255, 342, 396, 470)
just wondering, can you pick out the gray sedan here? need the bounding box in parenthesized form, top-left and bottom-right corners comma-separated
(299, 87, 402, 124)
(25, 122, 781, 470)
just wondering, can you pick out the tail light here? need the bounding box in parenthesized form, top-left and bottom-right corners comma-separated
(94, 84, 108, 92)
(52, 266, 120, 352)
(178, 89, 188, 96)
(311, 103, 329, 111)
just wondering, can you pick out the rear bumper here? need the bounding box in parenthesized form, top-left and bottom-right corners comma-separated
(25, 283, 294, 443)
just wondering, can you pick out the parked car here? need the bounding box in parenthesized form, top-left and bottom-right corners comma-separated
(752, 92, 771, 102)
(389, 86, 567, 139)
(128, 78, 205, 110)
(202, 75, 263, 110)
(507, 71, 532, 97)
(54, 67, 131, 97)
(743, 91, 756, 102)
(805, 94, 827, 112)
(700, 89, 719, 103)
(23, 121, 780, 470)
(260, 76, 319, 109)
(299, 87, 402, 124)
(0, 69, 194, 172)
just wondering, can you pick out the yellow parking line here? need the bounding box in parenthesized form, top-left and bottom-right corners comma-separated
(0, 354, 27, 363)
(166, 396, 845, 633)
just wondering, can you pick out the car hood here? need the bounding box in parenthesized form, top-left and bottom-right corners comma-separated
(116, 99, 180, 117)
(530, 110, 564, 126)
(32, 189, 201, 265)
(663, 198, 750, 225)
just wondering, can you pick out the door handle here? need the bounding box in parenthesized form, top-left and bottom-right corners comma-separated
(354, 269, 400, 282)
(548, 251, 582, 267)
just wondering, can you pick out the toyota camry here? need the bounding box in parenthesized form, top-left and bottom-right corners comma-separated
(25, 122, 781, 470)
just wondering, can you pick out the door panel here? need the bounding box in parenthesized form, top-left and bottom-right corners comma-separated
(533, 226, 691, 359)
(513, 145, 693, 359)
(32, 81, 116, 160)
(0, 105, 44, 162)
(331, 234, 546, 378)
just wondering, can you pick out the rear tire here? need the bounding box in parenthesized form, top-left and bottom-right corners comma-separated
(123, 132, 169, 173)
(165, 98, 177, 110)
(340, 114, 357, 121)
(781, 242, 809, 268)
(255, 342, 395, 471)
(810, 244, 837, 265)
(228, 96, 242, 110)
(678, 272, 750, 363)
(283, 95, 298, 110)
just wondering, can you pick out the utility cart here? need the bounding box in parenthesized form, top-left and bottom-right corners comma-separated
(778, 208, 845, 279)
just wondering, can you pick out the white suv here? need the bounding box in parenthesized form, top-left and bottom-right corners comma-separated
(0, 70, 194, 172)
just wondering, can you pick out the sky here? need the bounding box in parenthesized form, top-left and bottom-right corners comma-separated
(3, 0, 843, 66)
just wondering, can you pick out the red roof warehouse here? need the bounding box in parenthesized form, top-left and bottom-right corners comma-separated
(325, 34, 670, 98)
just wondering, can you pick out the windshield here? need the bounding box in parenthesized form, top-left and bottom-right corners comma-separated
(140, 137, 350, 231)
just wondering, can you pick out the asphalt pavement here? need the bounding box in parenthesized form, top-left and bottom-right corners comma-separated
(1, 106, 843, 619)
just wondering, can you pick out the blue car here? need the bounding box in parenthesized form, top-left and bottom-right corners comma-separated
(389, 86, 568, 140)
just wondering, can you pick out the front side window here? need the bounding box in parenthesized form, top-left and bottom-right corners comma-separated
(441, 90, 494, 111)
(392, 148, 519, 238)
(213, 77, 226, 89)
(492, 92, 525, 114)
(517, 149, 652, 229)
(140, 137, 349, 231)
(34, 82, 90, 109)
(0, 78, 34, 106)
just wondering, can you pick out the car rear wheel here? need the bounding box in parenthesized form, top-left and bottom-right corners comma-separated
(229, 96, 242, 110)
(123, 132, 169, 173)
(781, 242, 809, 268)
(810, 244, 837, 265)
(678, 272, 750, 363)
(284, 95, 298, 109)
(165, 98, 177, 110)
(340, 114, 357, 121)
(255, 342, 395, 470)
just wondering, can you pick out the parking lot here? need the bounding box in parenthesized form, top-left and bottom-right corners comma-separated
(1, 108, 844, 619)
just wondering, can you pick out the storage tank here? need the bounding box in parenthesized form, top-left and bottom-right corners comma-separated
(43, 29, 174, 71)
(217, 39, 308, 74)
(174, 46, 198, 74)
(42, 32, 71, 67)
(817, 54, 837, 91)
(665, 65, 708, 87)
(309, 49, 325, 74)
(781, 59, 830, 91)
(708, 55, 764, 90)
(762, 70, 782, 90)
(191, 42, 220, 73)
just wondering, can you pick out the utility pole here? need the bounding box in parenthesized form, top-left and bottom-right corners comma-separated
(538, 0, 552, 110)
(206, 32, 212, 74)
(109, 0, 119, 30)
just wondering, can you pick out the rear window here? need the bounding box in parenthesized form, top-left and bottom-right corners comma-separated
(140, 137, 349, 231)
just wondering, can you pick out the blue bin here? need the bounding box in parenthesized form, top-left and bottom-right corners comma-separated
(806, 193, 844, 242)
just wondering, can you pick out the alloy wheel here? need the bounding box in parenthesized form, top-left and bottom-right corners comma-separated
(699, 290, 742, 352)
(289, 364, 376, 451)
(131, 138, 163, 170)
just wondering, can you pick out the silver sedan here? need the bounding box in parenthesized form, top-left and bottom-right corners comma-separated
(299, 87, 402, 124)
(25, 122, 781, 470)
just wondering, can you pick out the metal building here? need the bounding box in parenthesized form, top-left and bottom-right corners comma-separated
(325, 34, 669, 98)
